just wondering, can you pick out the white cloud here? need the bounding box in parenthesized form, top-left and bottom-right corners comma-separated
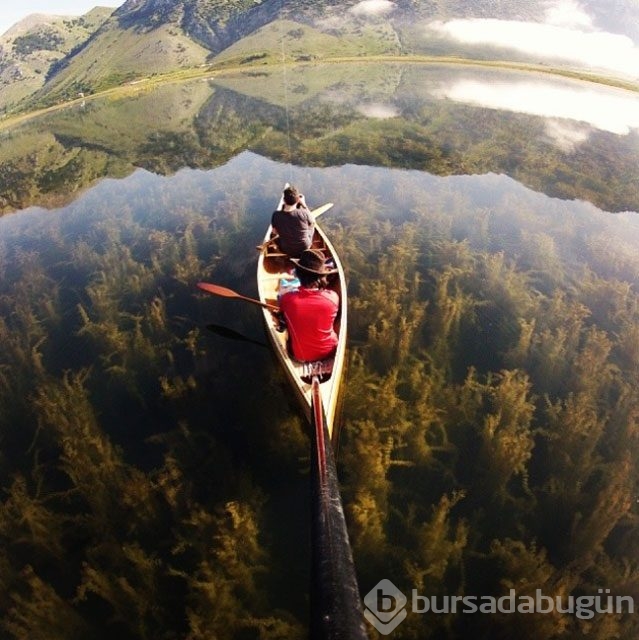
(356, 103, 399, 118)
(350, 0, 396, 17)
(428, 10, 639, 78)
(432, 78, 639, 136)
(545, 0, 592, 28)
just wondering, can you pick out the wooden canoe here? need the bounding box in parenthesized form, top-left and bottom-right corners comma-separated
(256, 192, 347, 442)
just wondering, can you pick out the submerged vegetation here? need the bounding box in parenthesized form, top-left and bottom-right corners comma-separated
(0, 169, 312, 639)
(335, 195, 639, 638)
(0, 159, 638, 638)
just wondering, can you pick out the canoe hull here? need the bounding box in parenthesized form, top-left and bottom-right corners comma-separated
(256, 202, 346, 442)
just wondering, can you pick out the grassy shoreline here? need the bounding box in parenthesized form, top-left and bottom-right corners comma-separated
(1, 54, 637, 131)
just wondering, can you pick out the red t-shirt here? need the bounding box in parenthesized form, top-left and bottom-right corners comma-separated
(280, 287, 339, 362)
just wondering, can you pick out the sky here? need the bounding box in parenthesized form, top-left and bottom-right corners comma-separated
(0, 1, 125, 37)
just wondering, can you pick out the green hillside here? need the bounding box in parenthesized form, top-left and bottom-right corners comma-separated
(0, 8, 114, 112)
(212, 18, 401, 68)
(30, 22, 210, 107)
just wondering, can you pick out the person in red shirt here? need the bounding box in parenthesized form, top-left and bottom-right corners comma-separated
(279, 248, 339, 362)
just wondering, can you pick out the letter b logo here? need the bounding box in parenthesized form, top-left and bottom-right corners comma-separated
(363, 579, 407, 635)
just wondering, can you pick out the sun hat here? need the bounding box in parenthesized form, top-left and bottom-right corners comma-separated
(290, 248, 338, 275)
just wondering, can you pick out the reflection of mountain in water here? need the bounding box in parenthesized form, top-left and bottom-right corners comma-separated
(1, 63, 638, 215)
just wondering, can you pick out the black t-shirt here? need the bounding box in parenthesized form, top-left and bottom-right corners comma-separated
(271, 206, 314, 257)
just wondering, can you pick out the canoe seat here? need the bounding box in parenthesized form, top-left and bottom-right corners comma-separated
(263, 254, 291, 274)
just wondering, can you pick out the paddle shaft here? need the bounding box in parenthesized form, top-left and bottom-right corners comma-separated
(256, 233, 280, 251)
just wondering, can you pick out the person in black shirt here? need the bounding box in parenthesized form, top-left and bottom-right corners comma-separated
(271, 185, 314, 258)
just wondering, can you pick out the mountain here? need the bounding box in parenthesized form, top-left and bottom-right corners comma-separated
(0, 8, 114, 112)
(1, 0, 638, 116)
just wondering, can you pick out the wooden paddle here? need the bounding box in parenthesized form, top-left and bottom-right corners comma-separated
(196, 282, 279, 312)
(310, 202, 334, 219)
(256, 202, 335, 251)
(255, 234, 280, 251)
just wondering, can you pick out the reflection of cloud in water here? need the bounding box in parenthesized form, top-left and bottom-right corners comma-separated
(350, 0, 395, 16)
(543, 120, 590, 151)
(429, 8, 639, 78)
(356, 103, 399, 118)
(433, 79, 639, 136)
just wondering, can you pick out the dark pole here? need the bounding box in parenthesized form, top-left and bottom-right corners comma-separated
(310, 378, 368, 640)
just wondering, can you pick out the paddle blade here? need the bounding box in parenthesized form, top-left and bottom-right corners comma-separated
(311, 203, 334, 219)
(196, 282, 239, 298)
